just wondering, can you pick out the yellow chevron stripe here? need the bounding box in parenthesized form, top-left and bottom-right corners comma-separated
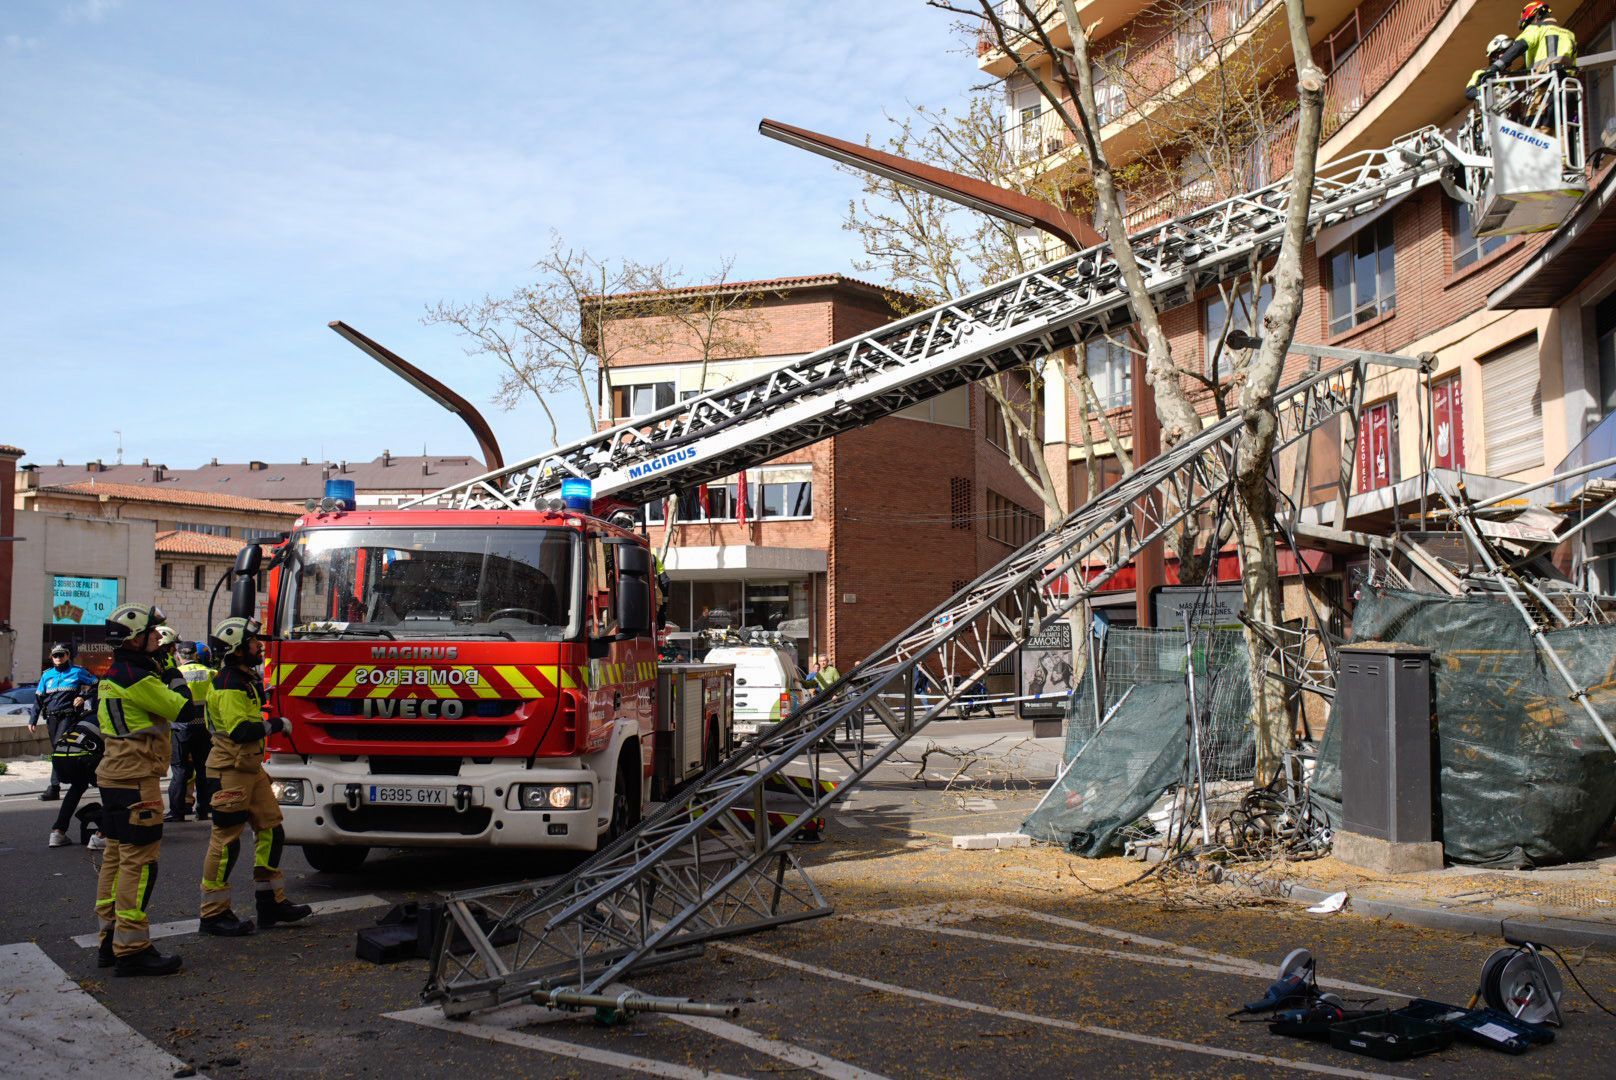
(495, 665, 542, 699)
(295, 664, 334, 695)
(558, 667, 577, 690)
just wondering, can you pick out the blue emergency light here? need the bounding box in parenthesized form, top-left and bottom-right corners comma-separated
(560, 477, 593, 512)
(324, 478, 357, 510)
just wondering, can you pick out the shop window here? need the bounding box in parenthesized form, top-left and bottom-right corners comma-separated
(1326, 217, 1396, 335)
(1431, 373, 1465, 470)
(1356, 399, 1398, 492)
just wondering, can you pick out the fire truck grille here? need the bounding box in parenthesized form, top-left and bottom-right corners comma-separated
(331, 804, 492, 836)
(318, 723, 517, 743)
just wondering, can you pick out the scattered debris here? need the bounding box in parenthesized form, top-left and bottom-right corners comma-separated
(1307, 891, 1349, 915)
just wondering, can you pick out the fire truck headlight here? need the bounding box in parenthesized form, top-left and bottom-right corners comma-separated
(517, 784, 592, 811)
(270, 779, 307, 806)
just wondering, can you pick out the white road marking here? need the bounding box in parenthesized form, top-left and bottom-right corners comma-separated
(0, 941, 201, 1078)
(719, 943, 1404, 1080)
(71, 893, 387, 947)
(668, 1013, 891, 1080)
(386, 1005, 751, 1080)
(1003, 905, 1403, 999)
(850, 913, 1260, 978)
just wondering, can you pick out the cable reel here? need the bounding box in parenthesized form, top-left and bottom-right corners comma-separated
(1477, 941, 1565, 1027)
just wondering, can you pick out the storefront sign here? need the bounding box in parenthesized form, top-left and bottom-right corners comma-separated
(50, 575, 120, 625)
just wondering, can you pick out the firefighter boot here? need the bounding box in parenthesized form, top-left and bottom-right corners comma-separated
(97, 928, 114, 969)
(256, 894, 312, 928)
(199, 910, 256, 937)
(113, 946, 182, 977)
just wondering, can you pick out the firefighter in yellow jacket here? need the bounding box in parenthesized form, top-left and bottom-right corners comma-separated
(198, 617, 311, 936)
(94, 602, 198, 976)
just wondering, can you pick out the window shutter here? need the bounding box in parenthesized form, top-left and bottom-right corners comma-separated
(1480, 337, 1543, 476)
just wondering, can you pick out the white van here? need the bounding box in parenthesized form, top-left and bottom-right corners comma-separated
(703, 645, 803, 736)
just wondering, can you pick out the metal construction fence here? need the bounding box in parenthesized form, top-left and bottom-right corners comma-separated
(1022, 626, 1254, 854)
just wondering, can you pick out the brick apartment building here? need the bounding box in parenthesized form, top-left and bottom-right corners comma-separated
(595, 274, 1045, 671)
(979, 0, 1616, 624)
(23, 452, 486, 509)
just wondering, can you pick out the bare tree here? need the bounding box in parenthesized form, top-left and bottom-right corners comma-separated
(935, 0, 1324, 779)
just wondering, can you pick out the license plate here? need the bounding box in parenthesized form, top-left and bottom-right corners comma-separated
(365, 784, 449, 806)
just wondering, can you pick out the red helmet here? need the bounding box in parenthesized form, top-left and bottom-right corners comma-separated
(1520, 1, 1550, 28)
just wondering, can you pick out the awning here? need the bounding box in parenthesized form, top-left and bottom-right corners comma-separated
(662, 545, 827, 581)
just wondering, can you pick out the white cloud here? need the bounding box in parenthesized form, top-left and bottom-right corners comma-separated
(61, 0, 124, 24)
(5, 34, 41, 51)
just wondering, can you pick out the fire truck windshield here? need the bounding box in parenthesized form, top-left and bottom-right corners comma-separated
(280, 527, 579, 641)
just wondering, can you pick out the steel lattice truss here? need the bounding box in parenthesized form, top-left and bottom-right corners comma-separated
(424, 356, 1391, 1016)
(410, 127, 1458, 513)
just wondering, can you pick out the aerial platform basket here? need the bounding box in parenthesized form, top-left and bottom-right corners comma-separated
(1465, 71, 1587, 237)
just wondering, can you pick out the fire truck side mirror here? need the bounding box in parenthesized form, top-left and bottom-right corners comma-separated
(610, 541, 654, 639)
(234, 544, 263, 578)
(229, 575, 257, 620)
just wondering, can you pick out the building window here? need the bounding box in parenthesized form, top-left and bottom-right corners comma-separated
(1204, 282, 1274, 377)
(1451, 199, 1506, 271)
(1356, 398, 1398, 492)
(643, 467, 813, 525)
(610, 381, 675, 419)
(986, 490, 1040, 548)
(193, 565, 206, 591)
(1431, 373, 1465, 470)
(160, 563, 172, 589)
(984, 379, 1041, 473)
(1326, 217, 1396, 336)
(177, 522, 231, 537)
(240, 528, 281, 542)
(1070, 455, 1125, 508)
(1480, 335, 1544, 475)
(1085, 337, 1132, 408)
(1596, 293, 1616, 418)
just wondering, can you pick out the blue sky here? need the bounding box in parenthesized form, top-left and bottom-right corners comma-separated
(2, 1, 975, 471)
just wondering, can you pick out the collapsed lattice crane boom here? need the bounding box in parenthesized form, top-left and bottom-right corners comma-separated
(415, 111, 1588, 1018)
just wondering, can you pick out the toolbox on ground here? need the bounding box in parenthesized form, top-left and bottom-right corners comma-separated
(1328, 1011, 1455, 1061)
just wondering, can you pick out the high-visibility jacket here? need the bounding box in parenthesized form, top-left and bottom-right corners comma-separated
(205, 664, 271, 773)
(1518, 22, 1577, 69)
(96, 652, 195, 784)
(177, 661, 214, 704)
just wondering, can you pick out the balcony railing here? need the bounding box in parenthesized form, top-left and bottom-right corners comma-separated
(1267, 0, 1455, 177)
(978, 0, 1066, 57)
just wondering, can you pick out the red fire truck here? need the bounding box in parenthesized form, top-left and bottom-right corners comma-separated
(251, 503, 731, 872)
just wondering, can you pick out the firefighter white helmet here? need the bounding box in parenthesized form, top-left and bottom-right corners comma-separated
(156, 625, 180, 649)
(209, 616, 261, 658)
(1488, 33, 1513, 55)
(106, 603, 166, 646)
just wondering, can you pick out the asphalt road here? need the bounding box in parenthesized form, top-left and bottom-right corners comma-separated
(4, 723, 1616, 1079)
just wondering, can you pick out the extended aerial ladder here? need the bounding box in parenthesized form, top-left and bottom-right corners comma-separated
(411, 119, 1578, 1017)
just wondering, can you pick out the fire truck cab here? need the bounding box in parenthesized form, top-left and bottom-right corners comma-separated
(259, 505, 725, 871)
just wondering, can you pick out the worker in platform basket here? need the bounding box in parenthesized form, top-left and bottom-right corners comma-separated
(1494, 3, 1577, 75)
(197, 616, 311, 937)
(1467, 35, 1517, 101)
(93, 602, 198, 976)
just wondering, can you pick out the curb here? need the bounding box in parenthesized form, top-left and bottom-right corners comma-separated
(1132, 844, 1616, 952)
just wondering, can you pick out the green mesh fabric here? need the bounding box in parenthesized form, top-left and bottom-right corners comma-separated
(1022, 627, 1253, 855)
(1312, 586, 1616, 867)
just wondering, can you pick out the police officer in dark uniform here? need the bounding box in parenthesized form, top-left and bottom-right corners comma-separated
(28, 644, 97, 801)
